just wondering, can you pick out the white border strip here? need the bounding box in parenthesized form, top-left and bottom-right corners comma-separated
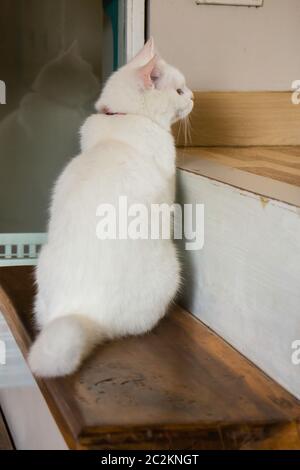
(125, 0, 146, 62)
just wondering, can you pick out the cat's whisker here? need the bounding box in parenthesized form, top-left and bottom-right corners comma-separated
(184, 118, 188, 147)
(187, 115, 192, 145)
(186, 112, 193, 133)
(177, 118, 183, 144)
(181, 116, 191, 147)
(182, 115, 191, 146)
(180, 118, 186, 147)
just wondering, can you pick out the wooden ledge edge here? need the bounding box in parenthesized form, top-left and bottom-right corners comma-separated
(0, 283, 81, 449)
(176, 149, 300, 209)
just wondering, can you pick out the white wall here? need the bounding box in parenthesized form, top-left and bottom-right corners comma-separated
(176, 168, 300, 400)
(149, 0, 300, 91)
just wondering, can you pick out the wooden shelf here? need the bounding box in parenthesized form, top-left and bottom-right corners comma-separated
(1, 266, 300, 449)
(0, 408, 13, 450)
(177, 146, 300, 208)
(174, 92, 300, 147)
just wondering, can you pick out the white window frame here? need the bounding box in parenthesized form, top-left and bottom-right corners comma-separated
(119, 0, 146, 64)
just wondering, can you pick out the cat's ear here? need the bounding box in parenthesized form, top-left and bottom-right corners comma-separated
(137, 55, 159, 90)
(129, 37, 155, 67)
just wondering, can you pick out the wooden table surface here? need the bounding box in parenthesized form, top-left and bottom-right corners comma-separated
(1, 266, 300, 449)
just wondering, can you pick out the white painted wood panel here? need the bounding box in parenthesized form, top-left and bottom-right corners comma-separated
(0, 312, 67, 450)
(176, 169, 300, 399)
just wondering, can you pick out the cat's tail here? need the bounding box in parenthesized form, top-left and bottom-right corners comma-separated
(28, 315, 106, 378)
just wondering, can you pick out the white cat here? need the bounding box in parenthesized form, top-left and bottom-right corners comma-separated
(28, 38, 193, 377)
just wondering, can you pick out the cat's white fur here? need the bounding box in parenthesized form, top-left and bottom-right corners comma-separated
(28, 38, 193, 377)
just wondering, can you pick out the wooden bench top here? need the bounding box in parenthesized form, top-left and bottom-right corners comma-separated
(0, 408, 13, 450)
(177, 146, 300, 208)
(1, 266, 300, 449)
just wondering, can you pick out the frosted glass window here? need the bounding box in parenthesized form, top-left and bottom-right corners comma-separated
(0, 0, 121, 234)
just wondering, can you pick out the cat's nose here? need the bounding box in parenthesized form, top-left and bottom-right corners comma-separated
(190, 92, 194, 101)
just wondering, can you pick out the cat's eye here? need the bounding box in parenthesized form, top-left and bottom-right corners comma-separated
(177, 88, 184, 95)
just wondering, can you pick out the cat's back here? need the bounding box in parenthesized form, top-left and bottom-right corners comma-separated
(53, 113, 174, 204)
(80, 113, 174, 158)
(50, 139, 136, 222)
(48, 112, 175, 240)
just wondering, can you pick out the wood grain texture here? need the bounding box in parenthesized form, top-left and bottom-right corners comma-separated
(0, 409, 13, 450)
(174, 92, 300, 147)
(1, 266, 300, 449)
(178, 146, 300, 187)
(177, 147, 300, 208)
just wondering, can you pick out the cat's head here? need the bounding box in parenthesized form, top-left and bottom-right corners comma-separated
(33, 42, 100, 108)
(95, 38, 193, 129)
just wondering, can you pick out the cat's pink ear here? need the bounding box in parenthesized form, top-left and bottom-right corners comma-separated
(138, 55, 158, 90)
(129, 37, 155, 66)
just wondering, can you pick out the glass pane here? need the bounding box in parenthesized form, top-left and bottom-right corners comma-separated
(0, 0, 120, 235)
